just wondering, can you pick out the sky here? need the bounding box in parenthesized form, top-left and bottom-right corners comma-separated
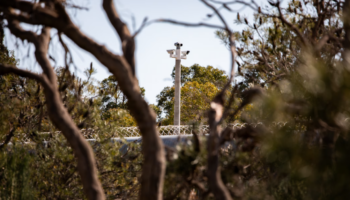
(5, 0, 259, 105)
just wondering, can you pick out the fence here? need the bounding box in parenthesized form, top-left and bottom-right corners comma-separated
(102, 124, 250, 138)
(7, 122, 290, 145)
(14, 124, 249, 142)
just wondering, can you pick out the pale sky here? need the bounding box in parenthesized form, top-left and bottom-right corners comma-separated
(6, 0, 259, 104)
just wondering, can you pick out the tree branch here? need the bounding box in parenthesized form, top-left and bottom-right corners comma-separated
(207, 96, 233, 200)
(0, 63, 45, 84)
(6, 16, 37, 43)
(103, 0, 136, 75)
(201, 0, 236, 84)
(35, 27, 105, 200)
(155, 19, 224, 29)
(154, 1, 236, 199)
(276, 2, 308, 47)
(6, 19, 57, 83)
(2, 9, 106, 199)
(1, 1, 166, 199)
(133, 17, 148, 38)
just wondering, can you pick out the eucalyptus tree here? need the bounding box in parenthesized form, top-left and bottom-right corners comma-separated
(157, 64, 229, 125)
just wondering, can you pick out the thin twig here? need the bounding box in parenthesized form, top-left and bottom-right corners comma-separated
(133, 17, 148, 38)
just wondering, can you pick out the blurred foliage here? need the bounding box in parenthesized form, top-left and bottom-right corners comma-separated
(0, 147, 35, 200)
(0, 65, 144, 198)
(0, 133, 143, 199)
(0, 22, 144, 199)
(160, 0, 349, 199)
(216, 0, 341, 92)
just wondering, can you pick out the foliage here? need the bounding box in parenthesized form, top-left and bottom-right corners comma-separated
(149, 104, 162, 121)
(0, 147, 36, 200)
(0, 68, 143, 199)
(248, 51, 350, 200)
(161, 0, 350, 199)
(0, 23, 142, 198)
(216, 0, 341, 91)
(99, 75, 146, 126)
(171, 64, 228, 89)
(105, 108, 137, 127)
(156, 86, 175, 125)
(181, 81, 219, 123)
(157, 64, 229, 125)
(0, 133, 143, 199)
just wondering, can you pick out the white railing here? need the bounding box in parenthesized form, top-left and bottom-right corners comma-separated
(6, 123, 293, 145)
(111, 124, 249, 137)
(14, 123, 272, 143)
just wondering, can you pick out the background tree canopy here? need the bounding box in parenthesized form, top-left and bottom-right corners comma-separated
(99, 75, 146, 126)
(157, 64, 228, 125)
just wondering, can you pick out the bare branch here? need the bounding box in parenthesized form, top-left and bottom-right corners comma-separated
(6, 19, 56, 83)
(155, 19, 224, 29)
(210, 0, 260, 12)
(201, 0, 230, 31)
(63, 2, 89, 11)
(154, 1, 237, 199)
(103, 0, 136, 75)
(6, 17, 37, 44)
(2, 9, 106, 198)
(201, 0, 236, 84)
(133, 17, 148, 38)
(0, 64, 45, 84)
(1, 1, 167, 199)
(207, 96, 233, 200)
(58, 32, 73, 68)
(276, 2, 308, 46)
(102, 0, 131, 41)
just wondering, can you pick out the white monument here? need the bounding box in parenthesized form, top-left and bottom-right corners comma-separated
(167, 42, 190, 130)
